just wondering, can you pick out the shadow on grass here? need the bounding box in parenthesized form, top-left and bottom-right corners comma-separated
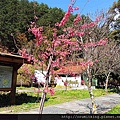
(109, 87, 120, 94)
(0, 93, 44, 108)
(96, 86, 120, 94)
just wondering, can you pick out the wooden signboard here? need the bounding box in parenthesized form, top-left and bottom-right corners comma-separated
(0, 53, 30, 104)
(0, 65, 13, 89)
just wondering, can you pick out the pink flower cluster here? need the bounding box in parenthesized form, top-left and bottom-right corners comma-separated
(83, 42, 96, 48)
(18, 48, 39, 63)
(40, 52, 50, 60)
(21, 64, 31, 74)
(95, 59, 98, 63)
(97, 38, 108, 46)
(31, 27, 43, 46)
(82, 38, 108, 48)
(86, 60, 94, 66)
(52, 40, 61, 47)
(76, 32, 84, 37)
(80, 22, 96, 30)
(58, 7, 71, 26)
(57, 3, 79, 27)
(34, 86, 55, 96)
(62, 80, 68, 86)
(18, 49, 28, 58)
(52, 58, 60, 68)
(74, 14, 82, 25)
(95, 15, 102, 23)
(44, 87, 55, 96)
(79, 60, 93, 67)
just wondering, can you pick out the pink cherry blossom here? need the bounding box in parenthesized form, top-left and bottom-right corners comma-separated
(31, 27, 43, 46)
(76, 32, 84, 37)
(74, 14, 82, 25)
(97, 38, 108, 46)
(86, 60, 94, 66)
(74, 7, 79, 11)
(62, 80, 68, 86)
(95, 59, 98, 63)
(49, 88, 55, 96)
(44, 88, 48, 93)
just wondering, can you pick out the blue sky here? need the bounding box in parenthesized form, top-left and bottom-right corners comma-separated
(29, 0, 117, 15)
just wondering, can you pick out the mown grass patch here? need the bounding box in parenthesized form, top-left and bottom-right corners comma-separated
(44, 89, 89, 106)
(16, 87, 35, 91)
(0, 88, 113, 113)
(106, 103, 120, 114)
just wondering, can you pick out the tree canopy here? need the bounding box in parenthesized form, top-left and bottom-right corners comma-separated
(109, 0, 120, 42)
(0, 0, 76, 53)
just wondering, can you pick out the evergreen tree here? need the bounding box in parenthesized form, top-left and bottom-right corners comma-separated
(109, 0, 120, 42)
(0, 0, 77, 53)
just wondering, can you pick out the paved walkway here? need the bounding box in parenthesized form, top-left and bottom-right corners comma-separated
(16, 93, 120, 114)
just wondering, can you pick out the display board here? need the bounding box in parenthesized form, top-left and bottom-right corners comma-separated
(0, 65, 13, 88)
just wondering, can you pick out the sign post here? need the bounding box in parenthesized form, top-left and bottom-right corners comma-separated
(0, 53, 30, 104)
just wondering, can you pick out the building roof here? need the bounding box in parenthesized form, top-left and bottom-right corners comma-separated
(55, 65, 87, 75)
(0, 52, 30, 65)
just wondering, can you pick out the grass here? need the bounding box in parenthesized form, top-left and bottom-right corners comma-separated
(0, 88, 113, 113)
(106, 103, 120, 114)
(16, 86, 35, 90)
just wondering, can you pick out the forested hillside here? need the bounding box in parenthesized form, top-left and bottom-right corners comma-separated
(0, 0, 76, 53)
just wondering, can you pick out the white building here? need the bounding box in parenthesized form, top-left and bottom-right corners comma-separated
(54, 65, 87, 87)
(34, 65, 87, 87)
(55, 75, 82, 87)
(34, 70, 51, 83)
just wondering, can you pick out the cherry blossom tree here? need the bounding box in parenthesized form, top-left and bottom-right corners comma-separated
(19, 0, 111, 114)
(19, 0, 81, 114)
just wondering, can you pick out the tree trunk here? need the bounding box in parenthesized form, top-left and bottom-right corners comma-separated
(65, 75, 68, 91)
(105, 72, 111, 93)
(87, 66, 97, 114)
(20, 79, 22, 87)
(88, 85, 97, 114)
(39, 91, 46, 114)
(36, 84, 40, 102)
(39, 55, 53, 114)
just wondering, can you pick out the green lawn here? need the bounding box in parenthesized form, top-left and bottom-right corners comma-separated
(0, 88, 113, 113)
(106, 103, 120, 114)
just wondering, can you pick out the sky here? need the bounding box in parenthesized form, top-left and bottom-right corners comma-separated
(28, 0, 117, 16)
